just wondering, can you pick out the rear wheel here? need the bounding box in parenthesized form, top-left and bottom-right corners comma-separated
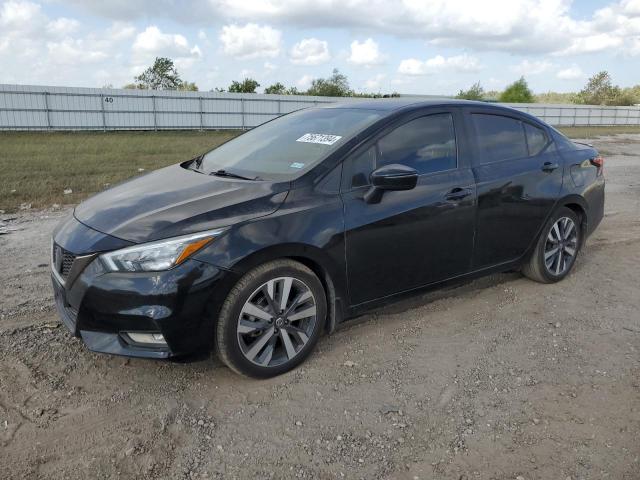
(522, 207, 581, 283)
(215, 259, 326, 378)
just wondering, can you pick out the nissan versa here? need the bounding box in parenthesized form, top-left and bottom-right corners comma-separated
(51, 100, 605, 378)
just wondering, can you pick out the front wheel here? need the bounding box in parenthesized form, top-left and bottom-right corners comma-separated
(522, 207, 582, 283)
(215, 259, 327, 378)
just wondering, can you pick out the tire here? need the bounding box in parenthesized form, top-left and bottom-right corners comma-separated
(522, 207, 582, 284)
(215, 259, 327, 378)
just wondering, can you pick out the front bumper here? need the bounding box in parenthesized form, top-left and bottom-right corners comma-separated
(52, 258, 233, 359)
(51, 216, 237, 359)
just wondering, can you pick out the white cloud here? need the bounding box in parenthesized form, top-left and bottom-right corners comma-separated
(364, 73, 386, 91)
(556, 33, 624, 56)
(133, 26, 201, 60)
(557, 65, 584, 80)
(46, 17, 80, 37)
(297, 74, 313, 90)
(219, 23, 282, 59)
(510, 59, 553, 76)
(621, 0, 640, 15)
(398, 54, 482, 75)
(290, 38, 330, 65)
(46, 38, 108, 65)
(348, 38, 384, 66)
(59, 0, 640, 57)
(0, 0, 44, 29)
(263, 61, 277, 72)
(108, 22, 136, 40)
(239, 68, 254, 78)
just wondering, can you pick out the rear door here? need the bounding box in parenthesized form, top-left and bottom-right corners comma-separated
(466, 109, 563, 269)
(341, 108, 477, 305)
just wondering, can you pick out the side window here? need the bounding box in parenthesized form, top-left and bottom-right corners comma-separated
(472, 114, 527, 164)
(378, 113, 457, 175)
(523, 122, 549, 156)
(344, 146, 376, 189)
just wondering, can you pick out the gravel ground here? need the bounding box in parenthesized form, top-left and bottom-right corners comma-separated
(1, 135, 639, 480)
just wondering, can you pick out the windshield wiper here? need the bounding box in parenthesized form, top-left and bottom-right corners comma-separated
(209, 169, 260, 181)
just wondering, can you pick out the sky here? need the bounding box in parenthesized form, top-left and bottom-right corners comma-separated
(0, 0, 638, 95)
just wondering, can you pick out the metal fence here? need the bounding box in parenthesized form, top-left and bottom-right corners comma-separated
(1, 84, 639, 131)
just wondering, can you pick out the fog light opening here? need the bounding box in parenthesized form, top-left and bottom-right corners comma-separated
(125, 332, 167, 346)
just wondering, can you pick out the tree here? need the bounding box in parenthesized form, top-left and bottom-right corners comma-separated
(306, 69, 353, 97)
(576, 71, 634, 106)
(228, 78, 260, 93)
(499, 77, 534, 103)
(264, 82, 287, 94)
(134, 57, 183, 90)
(177, 81, 198, 91)
(577, 71, 615, 105)
(456, 82, 485, 101)
(535, 91, 578, 104)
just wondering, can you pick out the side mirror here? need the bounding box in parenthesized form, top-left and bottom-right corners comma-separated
(364, 164, 418, 204)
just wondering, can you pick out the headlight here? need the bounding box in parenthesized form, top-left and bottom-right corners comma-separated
(100, 228, 227, 272)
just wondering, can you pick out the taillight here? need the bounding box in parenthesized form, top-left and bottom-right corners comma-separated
(590, 155, 604, 176)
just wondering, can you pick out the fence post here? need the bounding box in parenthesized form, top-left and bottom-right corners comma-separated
(240, 97, 245, 130)
(199, 96, 204, 131)
(277, 98, 281, 115)
(100, 94, 106, 131)
(44, 91, 52, 130)
(152, 95, 157, 131)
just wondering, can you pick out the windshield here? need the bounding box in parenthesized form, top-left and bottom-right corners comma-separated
(196, 107, 384, 181)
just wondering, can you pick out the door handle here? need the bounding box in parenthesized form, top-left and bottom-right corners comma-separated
(541, 161, 559, 172)
(445, 187, 472, 201)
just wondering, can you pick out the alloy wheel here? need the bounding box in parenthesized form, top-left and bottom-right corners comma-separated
(544, 216, 578, 276)
(237, 277, 317, 367)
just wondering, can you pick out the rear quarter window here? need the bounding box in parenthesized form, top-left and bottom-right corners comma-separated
(524, 122, 550, 156)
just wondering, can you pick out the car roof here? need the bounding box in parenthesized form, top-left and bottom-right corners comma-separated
(322, 98, 545, 125)
(325, 98, 531, 116)
(324, 98, 485, 111)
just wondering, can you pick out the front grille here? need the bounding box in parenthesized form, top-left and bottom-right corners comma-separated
(53, 243, 77, 279)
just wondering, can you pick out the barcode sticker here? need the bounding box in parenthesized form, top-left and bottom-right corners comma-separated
(296, 133, 342, 145)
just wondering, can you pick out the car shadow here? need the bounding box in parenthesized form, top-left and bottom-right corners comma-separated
(335, 270, 522, 331)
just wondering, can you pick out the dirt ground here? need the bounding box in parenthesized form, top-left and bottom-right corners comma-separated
(1, 135, 639, 480)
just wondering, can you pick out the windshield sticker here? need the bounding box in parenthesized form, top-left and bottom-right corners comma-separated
(296, 133, 342, 145)
(289, 162, 305, 169)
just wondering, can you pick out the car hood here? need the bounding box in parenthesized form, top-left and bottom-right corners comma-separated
(74, 164, 290, 243)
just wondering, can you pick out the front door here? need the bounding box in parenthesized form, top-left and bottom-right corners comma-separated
(341, 110, 477, 306)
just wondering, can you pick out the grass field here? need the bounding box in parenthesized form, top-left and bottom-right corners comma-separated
(1, 125, 638, 213)
(0, 131, 239, 213)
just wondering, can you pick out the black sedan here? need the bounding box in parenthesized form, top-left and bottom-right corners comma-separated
(51, 100, 605, 377)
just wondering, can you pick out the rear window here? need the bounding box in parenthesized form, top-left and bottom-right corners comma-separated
(472, 114, 527, 164)
(197, 108, 383, 181)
